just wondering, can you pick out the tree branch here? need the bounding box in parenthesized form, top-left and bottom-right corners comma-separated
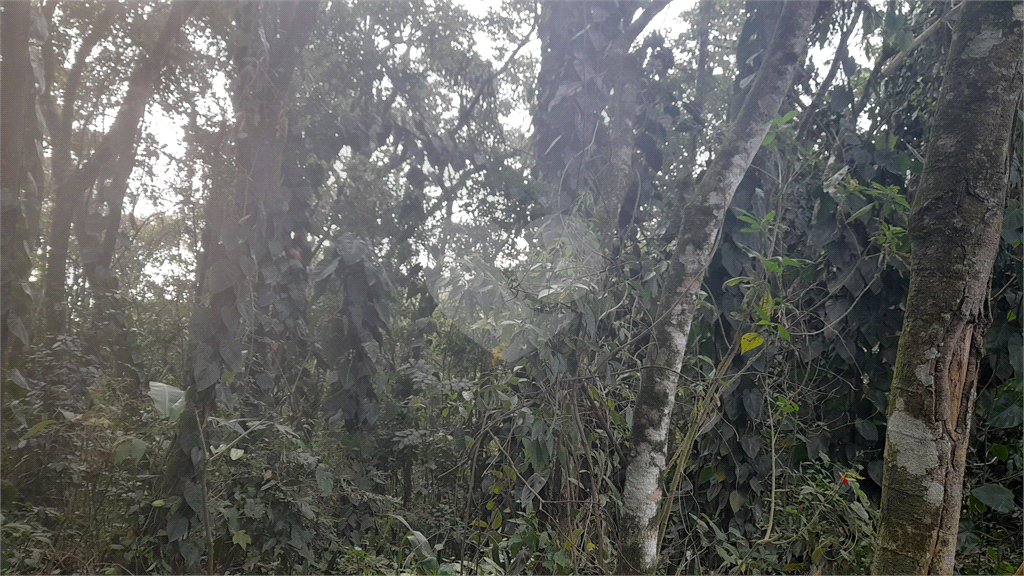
(623, 0, 671, 45)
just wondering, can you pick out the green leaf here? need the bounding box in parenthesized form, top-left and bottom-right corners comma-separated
(179, 541, 200, 566)
(21, 419, 57, 440)
(7, 315, 29, 346)
(207, 258, 241, 294)
(988, 404, 1023, 428)
(777, 324, 791, 341)
(315, 464, 334, 495)
(184, 482, 204, 514)
(7, 368, 29, 390)
(715, 544, 737, 563)
(849, 501, 870, 521)
(855, 419, 878, 441)
(775, 396, 799, 412)
(232, 530, 251, 551)
(114, 437, 147, 464)
(229, 448, 244, 460)
(729, 490, 745, 513)
(166, 516, 189, 542)
(846, 201, 876, 222)
(406, 530, 432, 559)
(971, 484, 1016, 513)
(724, 276, 754, 288)
(988, 444, 1009, 461)
(193, 356, 219, 391)
(219, 339, 243, 372)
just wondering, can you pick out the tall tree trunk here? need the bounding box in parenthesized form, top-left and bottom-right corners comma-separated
(871, 3, 1023, 574)
(532, 1, 666, 232)
(41, 1, 196, 339)
(1, 1, 36, 367)
(532, 1, 615, 219)
(163, 0, 319, 520)
(233, 0, 318, 416)
(616, 2, 816, 572)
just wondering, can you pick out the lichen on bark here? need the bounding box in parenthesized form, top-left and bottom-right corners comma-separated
(870, 3, 1023, 574)
(615, 2, 818, 572)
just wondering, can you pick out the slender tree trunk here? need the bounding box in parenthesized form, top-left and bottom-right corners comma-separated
(80, 143, 143, 387)
(616, 2, 817, 572)
(42, 1, 196, 339)
(871, 3, 1023, 574)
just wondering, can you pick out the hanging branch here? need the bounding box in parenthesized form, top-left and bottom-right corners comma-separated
(852, 2, 962, 121)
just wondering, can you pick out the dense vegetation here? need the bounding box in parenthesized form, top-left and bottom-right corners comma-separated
(1, 0, 1020, 574)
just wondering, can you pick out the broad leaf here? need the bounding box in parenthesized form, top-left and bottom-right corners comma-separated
(148, 382, 185, 420)
(740, 332, 763, 353)
(972, 484, 1016, 513)
(114, 437, 147, 464)
(166, 516, 188, 542)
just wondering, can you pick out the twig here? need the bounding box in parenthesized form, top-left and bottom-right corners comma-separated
(759, 397, 778, 543)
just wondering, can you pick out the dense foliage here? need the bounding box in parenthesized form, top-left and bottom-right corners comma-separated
(1, 0, 1020, 574)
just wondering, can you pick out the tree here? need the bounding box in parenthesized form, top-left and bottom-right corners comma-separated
(161, 0, 320, 544)
(871, 3, 1023, 574)
(40, 1, 197, 339)
(616, 1, 817, 572)
(0, 1, 42, 368)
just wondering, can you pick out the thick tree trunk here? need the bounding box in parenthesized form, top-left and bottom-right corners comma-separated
(870, 3, 1023, 575)
(532, 1, 666, 232)
(616, 2, 816, 572)
(164, 0, 319, 515)
(1, 1, 35, 367)
(532, 1, 616, 218)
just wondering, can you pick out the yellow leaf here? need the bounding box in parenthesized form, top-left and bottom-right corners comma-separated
(740, 332, 764, 353)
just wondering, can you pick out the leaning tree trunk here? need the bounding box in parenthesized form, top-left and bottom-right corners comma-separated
(616, 1, 817, 572)
(871, 3, 1023, 575)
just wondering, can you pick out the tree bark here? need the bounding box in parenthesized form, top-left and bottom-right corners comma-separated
(870, 3, 1023, 575)
(616, 2, 816, 572)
